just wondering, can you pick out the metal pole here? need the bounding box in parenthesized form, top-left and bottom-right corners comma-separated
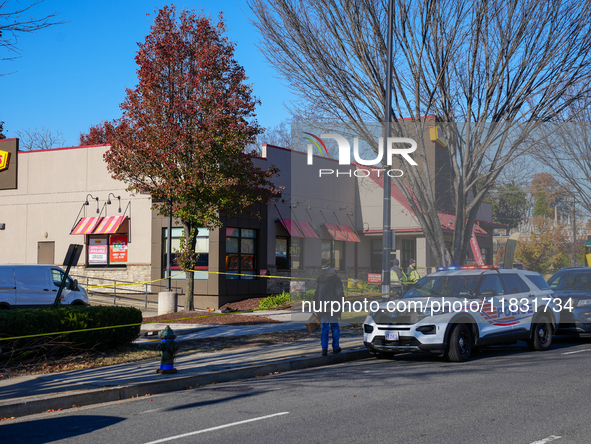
(145, 283, 148, 309)
(382, 0, 394, 299)
(573, 196, 577, 266)
(167, 198, 172, 291)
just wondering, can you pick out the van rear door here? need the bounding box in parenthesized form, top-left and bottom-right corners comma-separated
(15, 266, 54, 307)
(0, 266, 16, 307)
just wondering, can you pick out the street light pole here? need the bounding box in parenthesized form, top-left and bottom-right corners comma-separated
(573, 195, 577, 266)
(382, 0, 394, 298)
(167, 198, 172, 291)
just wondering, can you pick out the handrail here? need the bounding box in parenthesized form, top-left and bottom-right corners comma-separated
(71, 274, 185, 295)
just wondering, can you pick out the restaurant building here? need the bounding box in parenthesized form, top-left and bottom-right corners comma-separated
(0, 136, 496, 309)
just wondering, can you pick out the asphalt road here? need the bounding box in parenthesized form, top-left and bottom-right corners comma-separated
(2, 337, 591, 444)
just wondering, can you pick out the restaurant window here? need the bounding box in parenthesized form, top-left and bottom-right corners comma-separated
(276, 236, 289, 269)
(401, 239, 416, 271)
(87, 234, 128, 268)
(162, 228, 209, 280)
(226, 228, 257, 279)
(321, 240, 345, 270)
(370, 239, 382, 273)
(291, 237, 303, 270)
(276, 237, 304, 270)
(481, 247, 490, 265)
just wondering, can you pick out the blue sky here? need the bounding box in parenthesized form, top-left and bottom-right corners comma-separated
(1, 0, 294, 147)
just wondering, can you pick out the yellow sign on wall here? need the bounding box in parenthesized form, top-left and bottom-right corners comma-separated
(429, 126, 447, 147)
(348, 278, 362, 289)
(0, 150, 10, 172)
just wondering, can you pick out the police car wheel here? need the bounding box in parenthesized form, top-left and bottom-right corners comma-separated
(527, 316, 553, 351)
(446, 323, 472, 362)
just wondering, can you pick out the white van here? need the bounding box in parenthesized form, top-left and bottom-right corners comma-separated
(0, 265, 89, 309)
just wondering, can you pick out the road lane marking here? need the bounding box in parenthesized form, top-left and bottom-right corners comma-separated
(562, 349, 591, 355)
(143, 412, 290, 443)
(530, 435, 562, 444)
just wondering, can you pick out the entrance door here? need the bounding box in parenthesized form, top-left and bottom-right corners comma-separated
(38, 241, 55, 264)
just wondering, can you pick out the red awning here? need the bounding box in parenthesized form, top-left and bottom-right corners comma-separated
(325, 224, 348, 241)
(339, 225, 361, 242)
(71, 217, 102, 235)
(296, 221, 320, 239)
(278, 219, 304, 237)
(94, 216, 127, 234)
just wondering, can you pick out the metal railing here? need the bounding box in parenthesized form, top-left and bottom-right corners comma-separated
(71, 274, 185, 309)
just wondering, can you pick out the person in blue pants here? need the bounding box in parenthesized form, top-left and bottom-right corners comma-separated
(314, 267, 345, 356)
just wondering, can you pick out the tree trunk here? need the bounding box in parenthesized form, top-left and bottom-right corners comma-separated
(183, 222, 197, 312)
(186, 269, 195, 312)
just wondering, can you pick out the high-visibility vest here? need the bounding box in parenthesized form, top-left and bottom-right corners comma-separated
(390, 268, 408, 284)
(408, 267, 420, 282)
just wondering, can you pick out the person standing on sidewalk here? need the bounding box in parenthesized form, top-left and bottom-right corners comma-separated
(389, 258, 406, 298)
(314, 267, 344, 356)
(407, 259, 421, 283)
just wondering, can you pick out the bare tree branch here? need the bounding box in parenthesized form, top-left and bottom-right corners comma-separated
(250, 0, 591, 265)
(16, 126, 65, 150)
(0, 0, 64, 66)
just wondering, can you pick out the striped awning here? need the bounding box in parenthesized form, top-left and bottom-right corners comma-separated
(325, 224, 348, 241)
(71, 217, 102, 235)
(339, 225, 361, 242)
(296, 221, 320, 239)
(94, 216, 127, 234)
(278, 219, 304, 237)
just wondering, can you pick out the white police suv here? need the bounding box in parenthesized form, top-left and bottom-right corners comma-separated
(363, 266, 564, 362)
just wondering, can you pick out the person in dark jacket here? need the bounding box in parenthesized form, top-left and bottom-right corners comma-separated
(314, 268, 345, 356)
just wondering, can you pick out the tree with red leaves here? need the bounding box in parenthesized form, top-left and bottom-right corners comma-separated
(104, 6, 278, 310)
(79, 122, 115, 146)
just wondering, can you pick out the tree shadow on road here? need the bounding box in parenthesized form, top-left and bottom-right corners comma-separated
(0, 415, 124, 444)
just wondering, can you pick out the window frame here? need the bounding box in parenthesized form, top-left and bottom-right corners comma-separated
(86, 234, 128, 269)
(226, 228, 258, 280)
(275, 236, 289, 270)
(290, 237, 304, 270)
(321, 239, 346, 271)
(161, 227, 209, 280)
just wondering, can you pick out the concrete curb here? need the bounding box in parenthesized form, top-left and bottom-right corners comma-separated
(0, 348, 371, 419)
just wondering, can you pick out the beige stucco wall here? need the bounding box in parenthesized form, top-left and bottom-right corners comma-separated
(0, 143, 152, 267)
(356, 170, 421, 231)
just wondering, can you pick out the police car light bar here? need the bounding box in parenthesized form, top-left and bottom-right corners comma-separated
(437, 265, 499, 271)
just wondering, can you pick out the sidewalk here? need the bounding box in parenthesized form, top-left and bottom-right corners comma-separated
(0, 321, 370, 419)
(137, 310, 306, 343)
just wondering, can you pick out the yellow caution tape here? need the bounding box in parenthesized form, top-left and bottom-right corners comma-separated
(85, 264, 436, 290)
(0, 289, 403, 342)
(0, 266, 426, 342)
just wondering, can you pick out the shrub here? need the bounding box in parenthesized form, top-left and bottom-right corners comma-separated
(289, 289, 315, 302)
(258, 291, 291, 310)
(0, 306, 143, 362)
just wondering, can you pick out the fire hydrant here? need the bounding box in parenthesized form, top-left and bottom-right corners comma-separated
(157, 325, 179, 374)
